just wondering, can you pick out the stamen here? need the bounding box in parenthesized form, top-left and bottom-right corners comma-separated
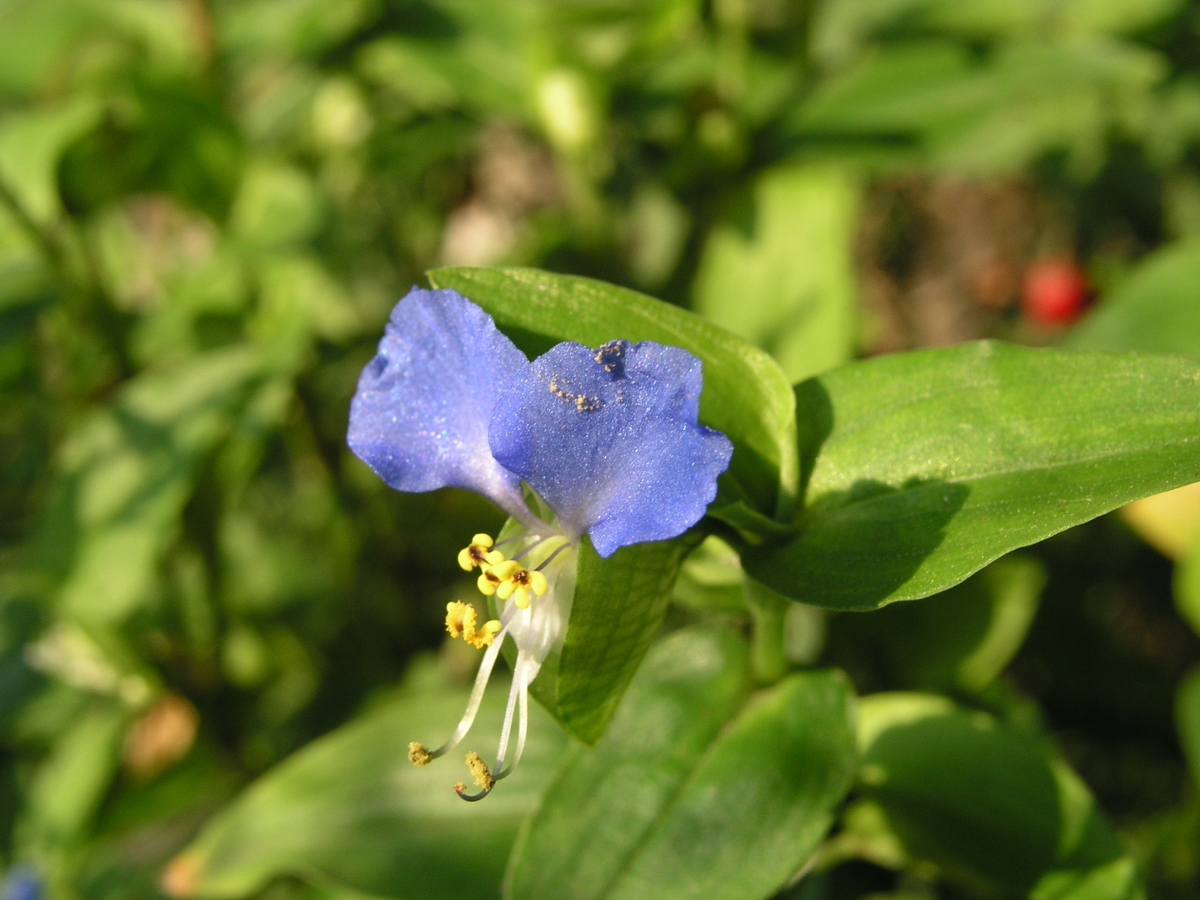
(491, 654, 523, 774)
(454, 752, 495, 801)
(495, 657, 532, 781)
(408, 742, 433, 765)
(444, 602, 501, 648)
(457, 534, 505, 572)
(467, 751, 495, 789)
(409, 624, 508, 765)
(495, 566, 548, 609)
(493, 533, 544, 550)
(454, 782, 492, 802)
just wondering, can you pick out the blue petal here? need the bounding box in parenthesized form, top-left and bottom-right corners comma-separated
(348, 287, 532, 520)
(489, 339, 733, 557)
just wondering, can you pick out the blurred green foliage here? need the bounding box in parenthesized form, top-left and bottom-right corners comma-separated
(2, 0, 1200, 898)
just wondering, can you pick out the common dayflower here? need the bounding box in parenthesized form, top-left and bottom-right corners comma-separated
(348, 287, 732, 799)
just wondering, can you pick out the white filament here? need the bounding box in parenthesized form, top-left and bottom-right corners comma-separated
(431, 624, 509, 758)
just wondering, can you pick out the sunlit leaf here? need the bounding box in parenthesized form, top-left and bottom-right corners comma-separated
(746, 342, 1200, 610)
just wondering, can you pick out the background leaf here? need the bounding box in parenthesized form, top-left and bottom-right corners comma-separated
(855, 693, 1139, 899)
(426, 266, 798, 518)
(178, 676, 567, 900)
(746, 342, 1200, 609)
(692, 163, 860, 384)
(826, 554, 1044, 694)
(507, 628, 857, 900)
(1067, 238, 1200, 358)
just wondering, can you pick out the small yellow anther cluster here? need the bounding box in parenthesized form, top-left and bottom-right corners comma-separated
(496, 563, 548, 609)
(445, 601, 501, 649)
(457, 534, 550, 610)
(465, 751, 495, 790)
(453, 750, 496, 798)
(457, 533, 505, 572)
(408, 742, 433, 766)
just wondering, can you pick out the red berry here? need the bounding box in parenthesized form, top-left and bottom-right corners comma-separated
(1021, 257, 1089, 325)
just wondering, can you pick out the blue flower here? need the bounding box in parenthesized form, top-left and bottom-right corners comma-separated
(348, 287, 732, 798)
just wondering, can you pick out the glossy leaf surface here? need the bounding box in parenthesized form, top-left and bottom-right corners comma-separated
(746, 342, 1200, 609)
(507, 628, 857, 900)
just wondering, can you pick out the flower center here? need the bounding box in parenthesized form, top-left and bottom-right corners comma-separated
(407, 525, 576, 801)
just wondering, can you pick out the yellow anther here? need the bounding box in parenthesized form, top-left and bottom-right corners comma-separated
(478, 618, 501, 643)
(465, 751, 495, 791)
(495, 566, 549, 609)
(445, 601, 502, 649)
(490, 560, 520, 580)
(458, 534, 505, 571)
(408, 742, 433, 766)
(477, 570, 500, 596)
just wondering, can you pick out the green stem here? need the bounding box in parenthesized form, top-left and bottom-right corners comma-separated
(746, 578, 788, 685)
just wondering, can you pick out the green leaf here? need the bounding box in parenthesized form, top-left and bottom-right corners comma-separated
(17, 702, 128, 861)
(51, 347, 261, 623)
(828, 554, 1044, 693)
(693, 163, 860, 384)
(0, 96, 102, 223)
(1067, 238, 1200, 359)
(178, 677, 568, 900)
(745, 342, 1200, 610)
(921, 0, 1185, 38)
(795, 38, 1161, 174)
(506, 628, 857, 900)
(1178, 665, 1200, 786)
(426, 266, 798, 518)
(553, 534, 701, 744)
(857, 693, 1138, 899)
(673, 536, 750, 614)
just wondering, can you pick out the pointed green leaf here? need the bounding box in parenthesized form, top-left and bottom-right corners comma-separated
(746, 342, 1200, 610)
(179, 679, 567, 900)
(427, 266, 798, 518)
(507, 628, 857, 900)
(857, 693, 1139, 899)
